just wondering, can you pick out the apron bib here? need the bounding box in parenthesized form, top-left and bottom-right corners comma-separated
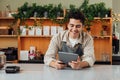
(59, 41, 83, 57)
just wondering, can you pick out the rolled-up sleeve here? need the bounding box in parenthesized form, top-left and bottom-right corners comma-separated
(44, 35, 59, 66)
(82, 36, 95, 66)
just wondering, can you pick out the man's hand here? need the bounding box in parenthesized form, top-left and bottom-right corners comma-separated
(68, 56, 89, 69)
(68, 56, 81, 70)
(50, 60, 67, 69)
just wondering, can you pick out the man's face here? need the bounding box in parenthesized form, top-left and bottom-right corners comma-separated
(67, 18, 83, 39)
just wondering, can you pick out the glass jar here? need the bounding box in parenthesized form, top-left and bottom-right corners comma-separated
(0, 51, 6, 69)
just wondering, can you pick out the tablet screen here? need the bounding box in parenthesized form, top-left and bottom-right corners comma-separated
(58, 52, 78, 64)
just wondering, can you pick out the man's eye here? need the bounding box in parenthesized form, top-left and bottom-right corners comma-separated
(69, 24, 82, 28)
(70, 25, 74, 27)
(76, 25, 81, 28)
(71, 25, 74, 27)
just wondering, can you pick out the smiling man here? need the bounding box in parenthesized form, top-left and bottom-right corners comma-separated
(44, 10, 95, 70)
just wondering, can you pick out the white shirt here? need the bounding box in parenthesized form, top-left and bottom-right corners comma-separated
(69, 37, 78, 47)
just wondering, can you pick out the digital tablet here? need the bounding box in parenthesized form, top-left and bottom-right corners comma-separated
(58, 52, 78, 64)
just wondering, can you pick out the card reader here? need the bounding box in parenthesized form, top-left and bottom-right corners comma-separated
(5, 66, 20, 73)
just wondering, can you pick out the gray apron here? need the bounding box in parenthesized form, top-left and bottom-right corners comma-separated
(59, 41, 83, 57)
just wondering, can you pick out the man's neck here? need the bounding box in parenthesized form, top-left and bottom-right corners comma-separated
(69, 33, 80, 39)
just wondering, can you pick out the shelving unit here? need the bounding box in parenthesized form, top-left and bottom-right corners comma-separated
(0, 16, 113, 64)
(0, 17, 18, 63)
(91, 17, 112, 64)
(0, 17, 18, 48)
(17, 18, 66, 62)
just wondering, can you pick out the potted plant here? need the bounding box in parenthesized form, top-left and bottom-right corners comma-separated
(51, 4, 67, 26)
(42, 4, 53, 18)
(79, 0, 94, 32)
(79, 0, 111, 32)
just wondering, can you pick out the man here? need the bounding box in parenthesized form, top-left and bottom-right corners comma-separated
(44, 10, 95, 70)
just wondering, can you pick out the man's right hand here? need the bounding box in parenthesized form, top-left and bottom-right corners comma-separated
(50, 60, 66, 69)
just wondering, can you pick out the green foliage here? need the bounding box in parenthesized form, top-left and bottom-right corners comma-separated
(69, 4, 77, 12)
(12, 3, 64, 21)
(79, 0, 111, 30)
(47, 3, 63, 19)
(12, 2, 30, 19)
(12, 1, 111, 27)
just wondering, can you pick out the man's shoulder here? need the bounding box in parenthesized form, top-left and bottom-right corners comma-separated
(59, 30, 68, 35)
(52, 30, 68, 39)
(54, 30, 68, 37)
(82, 32, 93, 40)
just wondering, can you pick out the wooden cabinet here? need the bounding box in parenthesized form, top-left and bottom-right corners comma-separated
(17, 18, 66, 61)
(18, 36, 51, 60)
(90, 17, 112, 64)
(0, 17, 18, 48)
(0, 17, 18, 63)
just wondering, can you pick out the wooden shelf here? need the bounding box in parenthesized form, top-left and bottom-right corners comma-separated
(94, 17, 112, 20)
(0, 17, 14, 19)
(92, 36, 111, 39)
(0, 35, 17, 38)
(30, 17, 64, 20)
(19, 35, 52, 38)
(6, 60, 18, 63)
(0, 26, 10, 29)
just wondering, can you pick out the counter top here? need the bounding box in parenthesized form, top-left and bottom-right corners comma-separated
(0, 64, 120, 80)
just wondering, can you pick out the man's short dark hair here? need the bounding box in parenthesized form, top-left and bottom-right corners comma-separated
(68, 9, 85, 25)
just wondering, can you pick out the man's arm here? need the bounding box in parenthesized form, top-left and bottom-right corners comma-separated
(82, 34, 95, 67)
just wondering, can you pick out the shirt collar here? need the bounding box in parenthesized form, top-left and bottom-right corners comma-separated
(62, 30, 83, 44)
